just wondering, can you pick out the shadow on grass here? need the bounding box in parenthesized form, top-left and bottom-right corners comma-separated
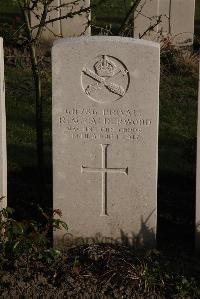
(7, 143, 52, 222)
(157, 171, 195, 253)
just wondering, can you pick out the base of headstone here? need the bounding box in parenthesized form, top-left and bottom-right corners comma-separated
(54, 231, 156, 249)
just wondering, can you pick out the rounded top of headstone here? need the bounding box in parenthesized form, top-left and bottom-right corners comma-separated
(53, 36, 160, 49)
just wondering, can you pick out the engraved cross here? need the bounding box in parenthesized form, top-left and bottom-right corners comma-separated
(81, 144, 128, 216)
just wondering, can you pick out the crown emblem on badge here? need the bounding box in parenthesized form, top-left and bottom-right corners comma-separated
(94, 55, 116, 78)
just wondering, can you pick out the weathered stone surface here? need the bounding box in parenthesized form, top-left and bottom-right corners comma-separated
(31, 0, 90, 43)
(0, 38, 7, 210)
(134, 0, 195, 45)
(159, 0, 195, 45)
(134, 0, 159, 40)
(52, 36, 160, 248)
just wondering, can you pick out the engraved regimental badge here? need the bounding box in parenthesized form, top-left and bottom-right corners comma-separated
(81, 55, 130, 104)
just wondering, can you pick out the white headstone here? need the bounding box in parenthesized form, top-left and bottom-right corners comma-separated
(159, 0, 195, 45)
(134, 0, 159, 40)
(52, 36, 160, 248)
(0, 38, 7, 210)
(196, 60, 200, 251)
(31, 0, 90, 43)
(134, 0, 195, 45)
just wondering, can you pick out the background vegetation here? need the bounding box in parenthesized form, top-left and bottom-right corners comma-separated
(0, 0, 198, 248)
(0, 0, 200, 296)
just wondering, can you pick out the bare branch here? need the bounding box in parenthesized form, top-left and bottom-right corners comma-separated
(139, 15, 162, 39)
(30, 0, 102, 31)
(134, 0, 147, 20)
(118, 0, 141, 35)
(35, 2, 49, 40)
(29, 0, 40, 10)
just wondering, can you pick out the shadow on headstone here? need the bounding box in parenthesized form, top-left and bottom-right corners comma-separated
(54, 211, 156, 250)
(120, 212, 156, 249)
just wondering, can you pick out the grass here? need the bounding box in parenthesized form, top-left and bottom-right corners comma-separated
(92, 0, 133, 33)
(195, 0, 200, 21)
(0, 0, 20, 26)
(1, 244, 200, 297)
(6, 66, 52, 171)
(0, 0, 18, 13)
(159, 73, 197, 176)
(5, 61, 53, 219)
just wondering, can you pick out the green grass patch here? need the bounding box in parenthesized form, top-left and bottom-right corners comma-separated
(195, 0, 200, 22)
(0, 0, 18, 14)
(92, 0, 132, 28)
(159, 73, 198, 176)
(6, 66, 52, 172)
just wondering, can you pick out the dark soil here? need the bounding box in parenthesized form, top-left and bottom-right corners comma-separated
(1, 243, 200, 298)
